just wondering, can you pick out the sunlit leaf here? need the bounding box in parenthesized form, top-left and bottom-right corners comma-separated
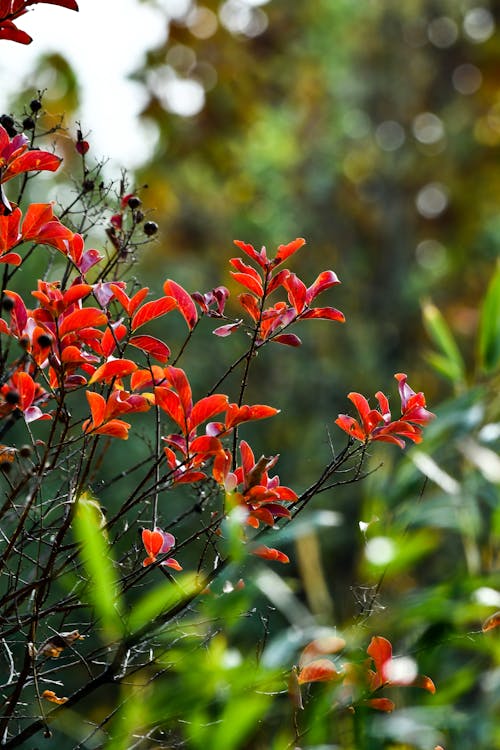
(131, 296, 176, 330)
(128, 334, 170, 363)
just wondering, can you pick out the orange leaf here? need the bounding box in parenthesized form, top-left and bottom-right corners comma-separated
(482, 611, 500, 632)
(58, 308, 107, 336)
(189, 394, 228, 431)
(366, 697, 395, 712)
(131, 296, 176, 330)
(2, 151, 62, 182)
(297, 658, 339, 685)
(41, 690, 68, 705)
(88, 359, 137, 385)
(252, 545, 289, 563)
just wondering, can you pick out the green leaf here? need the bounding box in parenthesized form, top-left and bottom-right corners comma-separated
(127, 572, 199, 635)
(478, 261, 500, 373)
(73, 492, 123, 641)
(422, 300, 466, 386)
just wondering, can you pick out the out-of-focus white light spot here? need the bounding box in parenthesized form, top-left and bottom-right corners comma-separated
(222, 648, 243, 668)
(427, 16, 459, 48)
(375, 120, 405, 151)
(452, 63, 483, 94)
(473, 587, 500, 607)
(385, 657, 418, 685)
(187, 6, 218, 39)
(315, 510, 343, 527)
(416, 183, 448, 218)
(412, 112, 445, 144)
(342, 109, 371, 139)
(219, 0, 268, 36)
(412, 451, 461, 495)
(160, 0, 192, 20)
(478, 422, 500, 442)
(243, 0, 271, 6)
(150, 66, 205, 117)
(365, 537, 396, 566)
(464, 8, 495, 43)
(416, 238, 447, 270)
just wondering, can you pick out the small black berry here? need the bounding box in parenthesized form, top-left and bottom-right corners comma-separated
(0, 115, 16, 137)
(127, 196, 141, 210)
(30, 99, 42, 113)
(82, 179, 95, 193)
(143, 221, 158, 237)
(134, 209, 145, 223)
(37, 333, 52, 348)
(19, 444, 33, 458)
(2, 296, 14, 312)
(0, 460, 12, 474)
(22, 117, 35, 131)
(5, 390, 20, 405)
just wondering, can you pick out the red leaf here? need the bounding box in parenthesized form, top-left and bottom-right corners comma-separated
(274, 237, 306, 265)
(142, 528, 163, 558)
(21, 203, 54, 239)
(284, 273, 307, 314)
(85, 391, 105, 425)
(233, 240, 268, 268)
(128, 287, 149, 315)
(129, 335, 170, 363)
(238, 293, 260, 321)
(0, 21, 32, 44)
(2, 150, 62, 182)
(213, 321, 242, 337)
(165, 366, 192, 415)
(367, 636, 392, 679)
(300, 306, 345, 322)
(297, 658, 339, 685)
(252, 545, 289, 563)
(231, 272, 264, 297)
(189, 394, 228, 431)
(414, 674, 436, 694)
(0, 252, 21, 265)
(131, 296, 176, 330)
(88, 359, 137, 385)
(62, 283, 92, 307)
(37, 0, 79, 9)
(0, 207, 21, 253)
(272, 333, 302, 347)
(306, 270, 341, 302)
(366, 698, 395, 712)
(16, 371, 35, 410)
(163, 279, 198, 330)
(92, 419, 130, 440)
(154, 387, 185, 430)
(58, 308, 107, 336)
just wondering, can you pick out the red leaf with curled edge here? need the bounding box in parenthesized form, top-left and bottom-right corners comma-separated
(299, 306, 345, 323)
(238, 293, 260, 321)
(271, 333, 302, 347)
(58, 308, 107, 336)
(366, 698, 395, 712)
(0, 21, 32, 44)
(284, 273, 307, 314)
(164, 366, 192, 414)
(2, 151, 61, 182)
(85, 391, 105, 425)
(252, 545, 289, 563)
(131, 296, 176, 330)
(297, 658, 340, 685)
(88, 359, 137, 385)
(231, 272, 264, 297)
(163, 279, 198, 330)
(189, 394, 228, 431)
(213, 321, 242, 337)
(233, 240, 268, 269)
(273, 237, 306, 266)
(155, 387, 185, 431)
(413, 674, 436, 694)
(128, 335, 170, 363)
(267, 268, 290, 295)
(78, 248, 102, 273)
(92, 419, 130, 439)
(306, 270, 341, 303)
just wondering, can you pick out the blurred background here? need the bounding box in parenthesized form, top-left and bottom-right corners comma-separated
(2, 1, 500, 747)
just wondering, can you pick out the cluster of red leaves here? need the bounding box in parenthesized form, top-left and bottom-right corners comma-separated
(214, 238, 345, 346)
(212, 439, 297, 563)
(141, 528, 182, 570)
(291, 635, 435, 713)
(0, 0, 77, 46)
(335, 372, 435, 449)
